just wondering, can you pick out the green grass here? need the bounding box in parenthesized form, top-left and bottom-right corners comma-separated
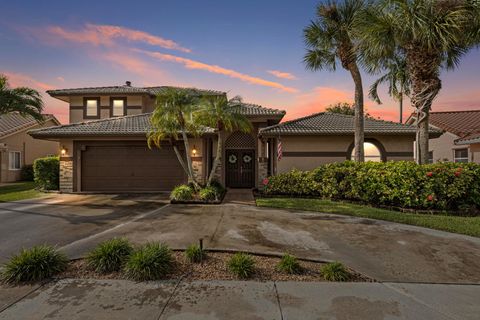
(0, 182, 43, 202)
(256, 198, 480, 238)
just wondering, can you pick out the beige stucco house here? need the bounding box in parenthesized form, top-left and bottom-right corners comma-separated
(29, 83, 440, 193)
(406, 110, 480, 163)
(0, 113, 60, 183)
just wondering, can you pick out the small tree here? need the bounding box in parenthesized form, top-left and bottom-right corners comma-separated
(147, 88, 201, 189)
(325, 102, 374, 119)
(0, 74, 44, 120)
(194, 95, 252, 186)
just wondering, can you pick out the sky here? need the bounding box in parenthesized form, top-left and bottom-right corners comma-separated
(1, 0, 480, 124)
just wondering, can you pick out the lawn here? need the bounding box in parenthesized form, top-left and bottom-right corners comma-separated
(0, 182, 43, 202)
(256, 198, 480, 238)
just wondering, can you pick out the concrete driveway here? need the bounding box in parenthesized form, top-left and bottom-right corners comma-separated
(66, 202, 480, 284)
(0, 194, 168, 263)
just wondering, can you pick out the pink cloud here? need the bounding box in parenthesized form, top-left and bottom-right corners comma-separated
(267, 70, 297, 80)
(137, 49, 298, 93)
(42, 23, 191, 53)
(56, 76, 65, 82)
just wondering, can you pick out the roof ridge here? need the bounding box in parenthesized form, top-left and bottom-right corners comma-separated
(229, 101, 286, 114)
(46, 85, 146, 93)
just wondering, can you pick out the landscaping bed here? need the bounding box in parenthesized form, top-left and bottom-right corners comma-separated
(58, 251, 371, 282)
(170, 182, 226, 204)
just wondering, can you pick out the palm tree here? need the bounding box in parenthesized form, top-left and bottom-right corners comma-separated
(303, 0, 366, 162)
(368, 54, 411, 123)
(0, 74, 44, 120)
(147, 88, 201, 189)
(194, 95, 252, 186)
(357, 0, 480, 164)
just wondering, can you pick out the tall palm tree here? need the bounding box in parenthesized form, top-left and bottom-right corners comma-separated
(368, 54, 411, 123)
(0, 74, 44, 120)
(357, 0, 480, 164)
(147, 88, 201, 189)
(303, 0, 366, 162)
(194, 95, 252, 186)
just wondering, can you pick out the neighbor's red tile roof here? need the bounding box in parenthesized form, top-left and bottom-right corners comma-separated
(427, 110, 480, 137)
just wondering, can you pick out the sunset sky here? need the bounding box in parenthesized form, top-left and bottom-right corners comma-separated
(1, 0, 480, 124)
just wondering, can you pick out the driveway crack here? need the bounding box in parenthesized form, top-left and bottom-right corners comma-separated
(209, 207, 226, 245)
(274, 281, 284, 320)
(157, 276, 184, 320)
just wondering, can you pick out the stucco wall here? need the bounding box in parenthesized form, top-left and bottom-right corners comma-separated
(470, 144, 480, 163)
(277, 135, 414, 173)
(0, 119, 59, 182)
(429, 132, 458, 162)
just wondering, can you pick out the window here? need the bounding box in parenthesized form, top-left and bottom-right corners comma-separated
(428, 151, 434, 164)
(112, 99, 125, 117)
(454, 148, 468, 163)
(351, 142, 382, 162)
(85, 99, 98, 117)
(9, 151, 21, 170)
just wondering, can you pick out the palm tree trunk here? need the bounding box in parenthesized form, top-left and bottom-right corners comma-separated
(172, 144, 189, 177)
(207, 132, 223, 186)
(180, 129, 200, 189)
(349, 63, 365, 162)
(399, 92, 403, 123)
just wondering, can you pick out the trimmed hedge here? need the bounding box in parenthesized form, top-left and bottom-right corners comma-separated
(20, 165, 34, 181)
(262, 161, 480, 212)
(33, 156, 59, 190)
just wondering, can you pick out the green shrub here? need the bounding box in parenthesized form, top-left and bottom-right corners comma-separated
(210, 180, 226, 195)
(185, 244, 205, 263)
(199, 186, 218, 201)
(124, 242, 173, 281)
(170, 184, 194, 201)
(263, 169, 320, 196)
(320, 262, 350, 281)
(87, 238, 133, 273)
(33, 156, 59, 190)
(277, 253, 301, 274)
(1, 245, 68, 284)
(227, 253, 255, 278)
(262, 161, 480, 212)
(20, 165, 34, 181)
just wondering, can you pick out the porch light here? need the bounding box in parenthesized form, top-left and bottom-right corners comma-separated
(60, 147, 67, 156)
(192, 145, 197, 156)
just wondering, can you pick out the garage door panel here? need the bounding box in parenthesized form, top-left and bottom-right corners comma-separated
(81, 142, 187, 192)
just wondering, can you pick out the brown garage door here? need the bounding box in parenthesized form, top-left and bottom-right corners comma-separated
(81, 142, 187, 192)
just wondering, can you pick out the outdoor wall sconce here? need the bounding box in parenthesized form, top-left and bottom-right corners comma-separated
(60, 147, 68, 156)
(192, 145, 197, 156)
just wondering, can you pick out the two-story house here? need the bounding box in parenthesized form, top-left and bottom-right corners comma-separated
(29, 82, 440, 193)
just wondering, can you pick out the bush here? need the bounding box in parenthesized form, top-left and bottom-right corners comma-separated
(185, 244, 205, 263)
(262, 161, 480, 212)
(124, 242, 173, 281)
(170, 184, 194, 201)
(210, 180, 226, 195)
(20, 165, 34, 181)
(320, 262, 350, 281)
(227, 253, 255, 278)
(199, 186, 218, 201)
(263, 169, 320, 197)
(1, 245, 68, 284)
(87, 238, 133, 273)
(33, 156, 59, 190)
(277, 253, 301, 274)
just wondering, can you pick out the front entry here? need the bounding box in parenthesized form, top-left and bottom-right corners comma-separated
(226, 149, 255, 188)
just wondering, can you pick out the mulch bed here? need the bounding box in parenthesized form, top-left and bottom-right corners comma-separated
(58, 251, 373, 282)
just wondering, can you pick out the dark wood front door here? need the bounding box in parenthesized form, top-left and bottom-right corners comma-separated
(226, 149, 255, 188)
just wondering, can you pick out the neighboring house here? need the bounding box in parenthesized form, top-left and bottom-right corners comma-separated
(0, 113, 60, 183)
(29, 82, 441, 193)
(405, 110, 480, 163)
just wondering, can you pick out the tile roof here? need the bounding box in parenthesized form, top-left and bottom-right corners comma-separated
(228, 102, 285, 117)
(455, 132, 480, 145)
(425, 110, 480, 137)
(47, 85, 225, 97)
(0, 113, 59, 138)
(28, 113, 215, 138)
(259, 112, 443, 136)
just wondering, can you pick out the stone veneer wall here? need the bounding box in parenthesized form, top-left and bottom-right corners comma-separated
(192, 159, 204, 184)
(59, 159, 73, 193)
(257, 159, 268, 190)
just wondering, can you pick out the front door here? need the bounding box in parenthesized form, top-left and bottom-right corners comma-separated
(226, 149, 255, 188)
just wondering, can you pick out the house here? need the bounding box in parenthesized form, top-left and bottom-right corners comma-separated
(405, 110, 480, 163)
(0, 113, 60, 183)
(29, 82, 441, 193)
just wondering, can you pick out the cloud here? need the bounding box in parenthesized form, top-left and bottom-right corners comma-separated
(267, 70, 297, 80)
(137, 49, 298, 93)
(56, 76, 65, 82)
(2, 71, 54, 91)
(41, 23, 191, 53)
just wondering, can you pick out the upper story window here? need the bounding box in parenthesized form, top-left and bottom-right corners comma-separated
(454, 148, 468, 163)
(112, 98, 126, 117)
(9, 151, 21, 170)
(351, 142, 383, 162)
(85, 98, 99, 117)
